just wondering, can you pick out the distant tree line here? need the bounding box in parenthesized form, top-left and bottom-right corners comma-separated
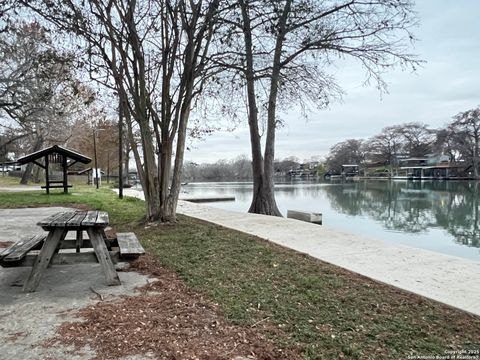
(326, 107, 480, 178)
(182, 155, 323, 181)
(183, 156, 253, 181)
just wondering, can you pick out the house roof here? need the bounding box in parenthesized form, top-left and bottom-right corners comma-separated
(77, 167, 93, 175)
(400, 164, 463, 170)
(16, 145, 91, 164)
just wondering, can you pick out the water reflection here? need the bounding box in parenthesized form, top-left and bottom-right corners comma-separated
(184, 180, 480, 260)
(323, 181, 480, 248)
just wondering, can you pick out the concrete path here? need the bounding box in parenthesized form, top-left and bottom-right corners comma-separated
(123, 188, 480, 316)
(0, 185, 41, 192)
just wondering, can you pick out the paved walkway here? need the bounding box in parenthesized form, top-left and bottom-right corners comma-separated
(123, 189, 480, 316)
(0, 185, 41, 192)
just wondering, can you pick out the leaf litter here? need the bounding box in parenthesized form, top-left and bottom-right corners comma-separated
(42, 255, 300, 360)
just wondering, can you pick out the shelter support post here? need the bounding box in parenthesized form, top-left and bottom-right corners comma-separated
(45, 155, 49, 195)
(62, 154, 68, 193)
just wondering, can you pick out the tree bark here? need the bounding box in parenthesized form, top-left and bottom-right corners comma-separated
(33, 164, 41, 183)
(473, 132, 479, 178)
(20, 137, 43, 185)
(241, 0, 284, 216)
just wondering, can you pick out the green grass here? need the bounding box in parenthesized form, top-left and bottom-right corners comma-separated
(0, 186, 479, 359)
(0, 175, 24, 186)
(0, 186, 144, 226)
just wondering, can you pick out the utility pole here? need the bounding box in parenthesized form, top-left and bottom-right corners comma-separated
(93, 129, 99, 189)
(118, 96, 124, 199)
(107, 153, 110, 184)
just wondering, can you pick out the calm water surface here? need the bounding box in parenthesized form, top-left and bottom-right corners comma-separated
(183, 180, 480, 262)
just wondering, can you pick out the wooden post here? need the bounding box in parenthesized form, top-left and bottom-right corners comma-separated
(23, 228, 67, 292)
(62, 154, 68, 193)
(45, 155, 49, 195)
(76, 230, 83, 253)
(93, 129, 99, 189)
(87, 228, 121, 286)
(107, 153, 110, 184)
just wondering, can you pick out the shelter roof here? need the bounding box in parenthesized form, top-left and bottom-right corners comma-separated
(16, 145, 91, 165)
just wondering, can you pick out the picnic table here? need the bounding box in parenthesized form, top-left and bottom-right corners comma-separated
(0, 210, 145, 292)
(0, 210, 124, 292)
(22, 210, 121, 292)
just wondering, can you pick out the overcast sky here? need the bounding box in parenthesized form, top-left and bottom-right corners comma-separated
(184, 0, 480, 164)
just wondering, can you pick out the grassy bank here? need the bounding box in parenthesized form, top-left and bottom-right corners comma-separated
(0, 175, 26, 186)
(0, 187, 479, 359)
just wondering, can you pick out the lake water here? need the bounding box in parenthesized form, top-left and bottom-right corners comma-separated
(182, 180, 480, 262)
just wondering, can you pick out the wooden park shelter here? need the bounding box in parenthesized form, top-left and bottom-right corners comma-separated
(17, 145, 91, 194)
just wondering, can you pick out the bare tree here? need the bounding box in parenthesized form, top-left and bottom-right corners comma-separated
(450, 107, 480, 178)
(217, 0, 419, 216)
(326, 139, 364, 172)
(396, 122, 434, 157)
(0, 22, 95, 183)
(23, 0, 223, 222)
(364, 125, 403, 168)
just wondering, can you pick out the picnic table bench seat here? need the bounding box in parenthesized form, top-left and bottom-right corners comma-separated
(41, 179, 72, 189)
(116, 232, 145, 258)
(41, 185, 72, 189)
(0, 234, 47, 266)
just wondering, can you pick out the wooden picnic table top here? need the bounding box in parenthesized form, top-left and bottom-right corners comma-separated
(37, 210, 109, 229)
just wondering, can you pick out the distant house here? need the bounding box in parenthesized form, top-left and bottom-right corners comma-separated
(287, 163, 317, 178)
(341, 164, 360, 177)
(398, 154, 465, 180)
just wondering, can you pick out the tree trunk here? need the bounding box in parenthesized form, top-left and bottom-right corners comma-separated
(159, 137, 174, 222)
(33, 164, 42, 183)
(168, 101, 192, 220)
(20, 137, 43, 185)
(138, 118, 160, 222)
(242, 0, 286, 216)
(124, 141, 130, 186)
(123, 103, 154, 219)
(20, 162, 33, 185)
(473, 133, 479, 178)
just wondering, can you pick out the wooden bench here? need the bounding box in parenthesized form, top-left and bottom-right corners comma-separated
(0, 235, 47, 266)
(116, 233, 145, 258)
(41, 185, 72, 189)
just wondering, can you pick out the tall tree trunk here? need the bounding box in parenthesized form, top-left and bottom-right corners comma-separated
(159, 137, 173, 221)
(239, 0, 271, 215)
(33, 164, 41, 183)
(168, 99, 192, 220)
(20, 137, 43, 185)
(138, 118, 160, 222)
(124, 140, 130, 186)
(474, 133, 479, 178)
(242, 0, 286, 216)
